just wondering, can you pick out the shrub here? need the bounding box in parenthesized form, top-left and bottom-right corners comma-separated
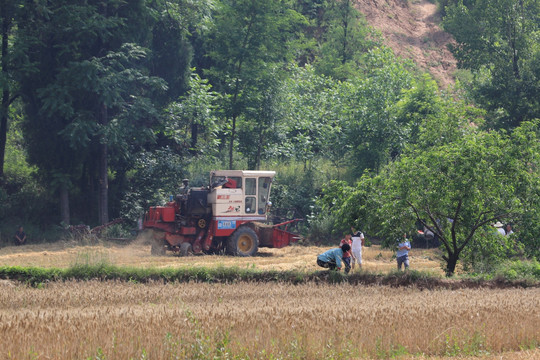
(306, 212, 339, 245)
(495, 259, 540, 281)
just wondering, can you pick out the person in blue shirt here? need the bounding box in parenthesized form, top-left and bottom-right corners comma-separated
(396, 233, 411, 270)
(317, 244, 351, 271)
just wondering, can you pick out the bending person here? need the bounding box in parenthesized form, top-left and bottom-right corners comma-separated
(317, 244, 351, 272)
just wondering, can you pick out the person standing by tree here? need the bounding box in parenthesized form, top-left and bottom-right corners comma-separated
(493, 222, 506, 236)
(14, 226, 26, 245)
(340, 234, 353, 273)
(396, 233, 411, 271)
(317, 244, 351, 272)
(351, 226, 365, 270)
(505, 224, 514, 236)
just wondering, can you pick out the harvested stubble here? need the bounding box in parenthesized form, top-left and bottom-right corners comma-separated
(0, 242, 443, 274)
(0, 280, 538, 359)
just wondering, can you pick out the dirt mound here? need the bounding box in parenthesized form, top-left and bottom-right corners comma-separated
(356, 0, 457, 87)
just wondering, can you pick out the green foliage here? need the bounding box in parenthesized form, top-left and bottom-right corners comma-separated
(442, 0, 540, 128)
(306, 212, 340, 244)
(120, 148, 187, 223)
(3, 103, 33, 183)
(102, 224, 132, 239)
(4, 0, 540, 265)
(382, 122, 539, 275)
(314, 0, 381, 80)
(1, 262, 538, 290)
(309, 180, 353, 241)
(332, 174, 381, 237)
(164, 70, 221, 160)
(269, 163, 318, 220)
(11, 0, 205, 225)
(340, 48, 416, 174)
(277, 65, 344, 166)
(0, 105, 55, 231)
(494, 259, 540, 281)
(237, 65, 288, 169)
(206, 0, 307, 168)
(441, 330, 487, 357)
(460, 230, 517, 274)
(375, 338, 410, 359)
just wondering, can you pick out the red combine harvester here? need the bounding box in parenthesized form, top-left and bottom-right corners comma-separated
(143, 170, 302, 256)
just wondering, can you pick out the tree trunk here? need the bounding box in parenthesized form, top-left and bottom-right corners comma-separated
(60, 182, 70, 225)
(341, 0, 350, 65)
(229, 113, 236, 170)
(98, 104, 109, 225)
(0, 7, 10, 180)
(229, 75, 242, 170)
(445, 252, 460, 277)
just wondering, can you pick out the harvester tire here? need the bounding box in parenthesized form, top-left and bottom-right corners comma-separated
(180, 242, 193, 256)
(226, 227, 258, 256)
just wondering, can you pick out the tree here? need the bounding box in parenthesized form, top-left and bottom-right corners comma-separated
(340, 48, 415, 174)
(164, 71, 220, 159)
(207, 0, 306, 169)
(372, 122, 538, 275)
(0, 0, 21, 180)
(323, 91, 536, 275)
(237, 65, 285, 170)
(443, 0, 540, 129)
(277, 64, 343, 170)
(315, 0, 379, 80)
(15, 1, 169, 225)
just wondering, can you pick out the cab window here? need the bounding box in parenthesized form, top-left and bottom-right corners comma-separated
(245, 178, 256, 195)
(211, 175, 242, 189)
(245, 197, 256, 213)
(258, 177, 272, 214)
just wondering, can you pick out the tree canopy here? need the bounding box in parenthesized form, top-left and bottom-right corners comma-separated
(443, 0, 540, 128)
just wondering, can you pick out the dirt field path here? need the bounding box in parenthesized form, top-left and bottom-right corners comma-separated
(0, 241, 443, 274)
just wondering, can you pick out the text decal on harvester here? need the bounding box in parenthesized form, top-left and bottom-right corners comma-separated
(218, 220, 236, 230)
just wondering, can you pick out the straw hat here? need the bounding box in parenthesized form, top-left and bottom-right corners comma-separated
(493, 221, 504, 228)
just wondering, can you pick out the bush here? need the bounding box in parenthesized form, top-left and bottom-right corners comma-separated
(495, 259, 540, 281)
(460, 231, 516, 275)
(307, 212, 339, 245)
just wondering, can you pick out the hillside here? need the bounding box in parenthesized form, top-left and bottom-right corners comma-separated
(356, 0, 457, 87)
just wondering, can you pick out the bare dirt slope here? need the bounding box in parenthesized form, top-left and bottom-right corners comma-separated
(356, 0, 457, 87)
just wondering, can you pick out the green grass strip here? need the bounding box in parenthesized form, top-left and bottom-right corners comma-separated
(0, 265, 538, 288)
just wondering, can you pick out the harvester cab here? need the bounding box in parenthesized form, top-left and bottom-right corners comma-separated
(142, 170, 301, 256)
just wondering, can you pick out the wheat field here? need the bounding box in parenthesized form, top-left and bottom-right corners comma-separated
(0, 241, 539, 359)
(0, 280, 538, 359)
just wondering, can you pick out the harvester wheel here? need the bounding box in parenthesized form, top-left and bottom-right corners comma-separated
(226, 227, 258, 256)
(180, 242, 193, 256)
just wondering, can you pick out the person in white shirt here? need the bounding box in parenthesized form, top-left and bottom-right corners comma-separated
(350, 226, 365, 270)
(493, 221, 506, 236)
